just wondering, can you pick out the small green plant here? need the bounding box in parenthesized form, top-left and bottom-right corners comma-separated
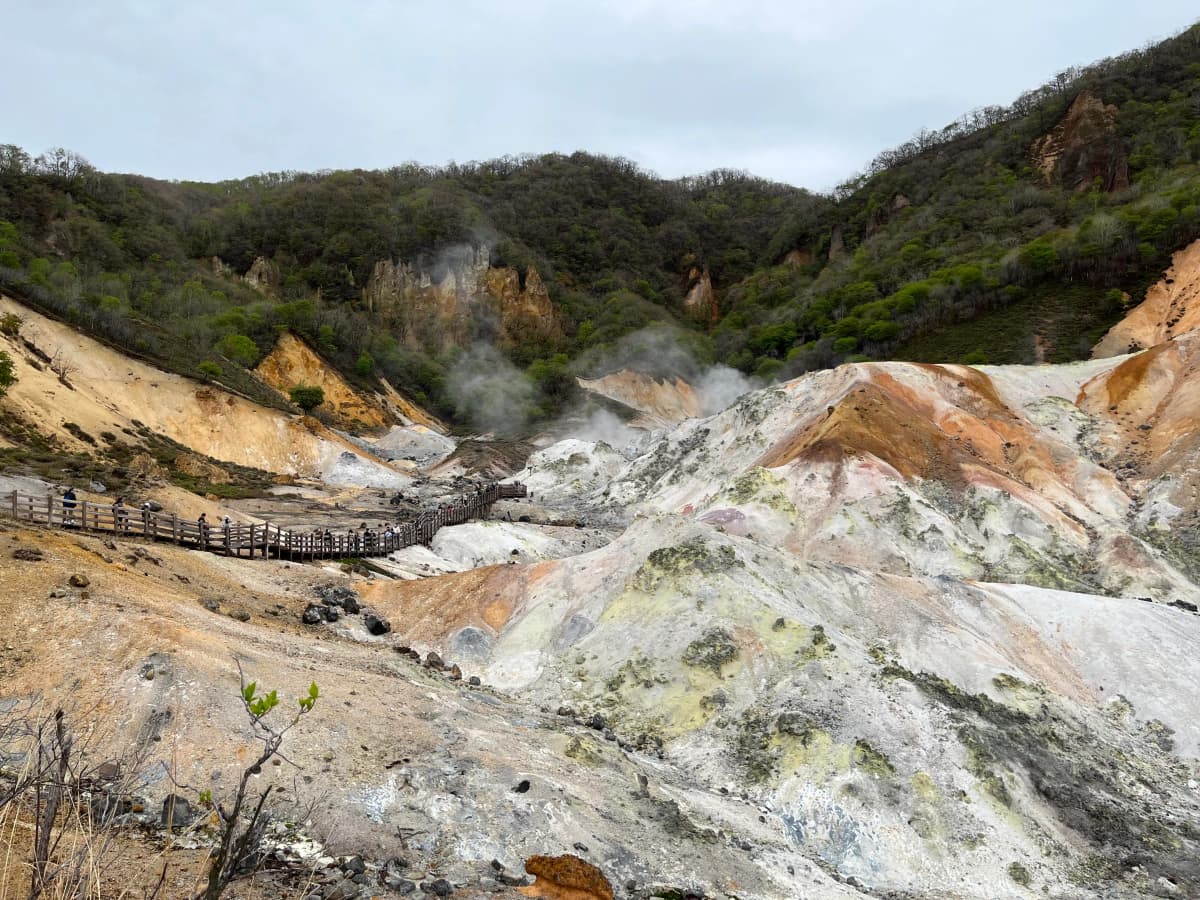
(197, 360, 221, 381)
(288, 384, 325, 414)
(0, 312, 22, 337)
(194, 666, 319, 900)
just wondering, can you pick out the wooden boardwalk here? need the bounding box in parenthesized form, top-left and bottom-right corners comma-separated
(1, 482, 527, 561)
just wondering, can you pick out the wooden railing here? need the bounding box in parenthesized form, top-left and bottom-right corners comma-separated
(1, 482, 527, 561)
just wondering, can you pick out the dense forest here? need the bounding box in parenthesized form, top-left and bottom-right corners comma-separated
(2, 21, 1199, 426)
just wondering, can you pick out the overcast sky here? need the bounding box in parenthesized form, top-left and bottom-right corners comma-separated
(7, 1, 1197, 191)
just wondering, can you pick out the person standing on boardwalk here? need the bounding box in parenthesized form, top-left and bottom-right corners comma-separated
(112, 496, 129, 532)
(62, 486, 78, 526)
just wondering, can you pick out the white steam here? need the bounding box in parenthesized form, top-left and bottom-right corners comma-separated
(446, 343, 535, 435)
(695, 365, 759, 415)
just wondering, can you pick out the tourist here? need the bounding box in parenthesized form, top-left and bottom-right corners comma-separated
(112, 496, 129, 531)
(62, 486, 77, 526)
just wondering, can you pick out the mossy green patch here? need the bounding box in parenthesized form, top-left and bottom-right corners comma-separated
(991, 673, 1046, 717)
(720, 467, 799, 517)
(590, 653, 724, 741)
(851, 739, 895, 778)
(631, 538, 742, 592)
(910, 772, 946, 843)
(563, 734, 603, 766)
(1105, 694, 1135, 724)
(774, 727, 853, 782)
(754, 612, 838, 662)
(983, 535, 1094, 592)
(1007, 861, 1032, 888)
(681, 627, 739, 674)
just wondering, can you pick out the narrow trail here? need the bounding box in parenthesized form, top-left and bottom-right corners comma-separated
(1, 482, 527, 561)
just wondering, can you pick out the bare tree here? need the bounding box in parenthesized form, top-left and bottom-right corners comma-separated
(0, 700, 159, 900)
(48, 346, 78, 386)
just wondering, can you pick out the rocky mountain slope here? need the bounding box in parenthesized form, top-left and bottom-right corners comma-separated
(366, 261, 1200, 896)
(4, 24, 1200, 433)
(0, 295, 422, 488)
(2, 213, 1200, 899)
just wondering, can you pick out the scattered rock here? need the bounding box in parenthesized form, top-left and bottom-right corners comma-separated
(384, 877, 416, 895)
(201, 597, 220, 612)
(302, 604, 326, 626)
(448, 664, 462, 680)
(316, 585, 359, 611)
(364, 612, 391, 635)
(12, 548, 44, 562)
(384, 857, 410, 877)
(424, 652, 445, 670)
(340, 855, 366, 875)
(1170, 599, 1198, 613)
(421, 879, 453, 897)
(160, 794, 195, 830)
(513, 779, 531, 793)
(467, 676, 481, 687)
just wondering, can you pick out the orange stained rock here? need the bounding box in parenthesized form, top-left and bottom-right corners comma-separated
(519, 855, 614, 900)
(1078, 332, 1200, 480)
(364, 561, 556, 644)
(1094, 238, 1200, 356)
(255, 331, 444, 433)
(756, 367, 1069, 497)
(576, 370, 701, 423)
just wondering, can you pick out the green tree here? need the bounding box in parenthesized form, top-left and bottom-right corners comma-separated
(197, 360, 222, 381)
(215, 333, 260, 367)
(355, 351, 374, 378)
(288, 384, 325, 413)
(0, 350, 15, 396)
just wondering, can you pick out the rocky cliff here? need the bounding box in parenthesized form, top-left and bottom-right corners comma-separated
(682, 267, 719, 325)
(253, 332, 446, 434)
(363, 245, 562, 352)
(1030, 90, 1130, 192)
(1095, 237, 1200, 357)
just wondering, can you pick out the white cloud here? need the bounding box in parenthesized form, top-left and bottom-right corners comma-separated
(5, 1, 1197, 188)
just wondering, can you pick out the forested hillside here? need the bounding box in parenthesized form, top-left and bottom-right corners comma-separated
(2, 21, 1199, 427)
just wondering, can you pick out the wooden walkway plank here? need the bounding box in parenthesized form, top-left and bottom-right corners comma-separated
(0, 483, 527, 562)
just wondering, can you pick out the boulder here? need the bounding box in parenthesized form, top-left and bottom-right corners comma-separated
(363, 612, 390, 635)
(160, 794, 195, 830)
